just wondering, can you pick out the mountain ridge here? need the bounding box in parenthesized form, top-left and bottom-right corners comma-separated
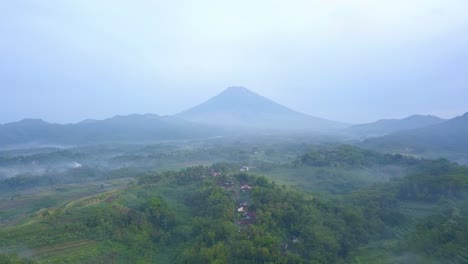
(344, 114, 446, 138)
(0, 114, 217, 148)
(2, 87, 466, 150)
(360, 112, 468, 164)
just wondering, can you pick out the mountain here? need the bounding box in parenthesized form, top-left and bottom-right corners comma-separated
(175, 86, 348, 132)
(0, 114, 216, 148)
(344, 115, 446, 139)
(0, 119, 64, 147)
(361, 112, 468, 163)
(0, 87, 348, 148)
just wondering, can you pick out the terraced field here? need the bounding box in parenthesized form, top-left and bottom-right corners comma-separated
(0, 178, 132, 226)
(0, 179, 135, 262)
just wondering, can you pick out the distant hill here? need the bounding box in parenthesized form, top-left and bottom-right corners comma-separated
(344, 115, 446, 139)
(175, 86, 348, 132)
(0, 114, 216, 148)
(0, 119, 64, 147)
(361, 112, 468, 163)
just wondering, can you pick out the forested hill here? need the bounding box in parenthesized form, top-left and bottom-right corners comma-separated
(0, 114, 216, 148)
(1, 165, 381, 263)
(297, 144, 417, 168)
(344, 115, 445, 138)
(1, 156, 468, 263)
(360, 112, 468, 163)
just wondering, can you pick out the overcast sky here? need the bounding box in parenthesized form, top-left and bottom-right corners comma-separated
(1, 0, 468, 124)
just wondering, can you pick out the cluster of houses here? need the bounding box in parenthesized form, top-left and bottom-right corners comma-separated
(237, 202, 256, 225)
(218, 179, 252, 193)
(212, 168, 299, 248)
(211, 167, 257, 226)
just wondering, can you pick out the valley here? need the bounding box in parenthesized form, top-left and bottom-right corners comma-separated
(1, 88, 467, 263)
(1, 140, 467, 263)
(3, 1, 468, 262)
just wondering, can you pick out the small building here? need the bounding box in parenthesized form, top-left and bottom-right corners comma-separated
(240, 166, 250, 172)
(292, 236, 299, 244)
(241, 184, 252, 191)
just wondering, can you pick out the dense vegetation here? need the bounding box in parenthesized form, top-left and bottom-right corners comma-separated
(0, 253, 35, 264)
(406, 205, 468, 262)
(298, 145, 417, 168)
(1, 144, 467, 263)
(0, 165, 388, 263)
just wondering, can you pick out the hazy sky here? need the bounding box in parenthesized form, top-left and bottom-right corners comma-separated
(1, 0, 468, 124)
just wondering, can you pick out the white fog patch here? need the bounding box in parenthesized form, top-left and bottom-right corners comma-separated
(0, 167, 48, 179)
(72, 162, 83, 169)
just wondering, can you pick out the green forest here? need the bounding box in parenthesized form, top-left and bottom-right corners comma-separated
(1, 144, 468, 263)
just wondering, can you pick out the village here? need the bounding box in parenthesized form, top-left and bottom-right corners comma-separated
(213, 165, 301, 252)
(213, 166, 257, 227)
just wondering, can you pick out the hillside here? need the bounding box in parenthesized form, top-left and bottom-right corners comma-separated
(0, 165, 377, 263)
(176, 86, 348, 132)
(0, 119, 64, 148)
(1, 147, 468, 263)
(0, 114, 216, 148)
(361, 112, 468, 163)
(344, 115, 445, 139)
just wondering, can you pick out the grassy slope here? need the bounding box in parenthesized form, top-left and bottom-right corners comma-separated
(0, 178, 133, 226)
